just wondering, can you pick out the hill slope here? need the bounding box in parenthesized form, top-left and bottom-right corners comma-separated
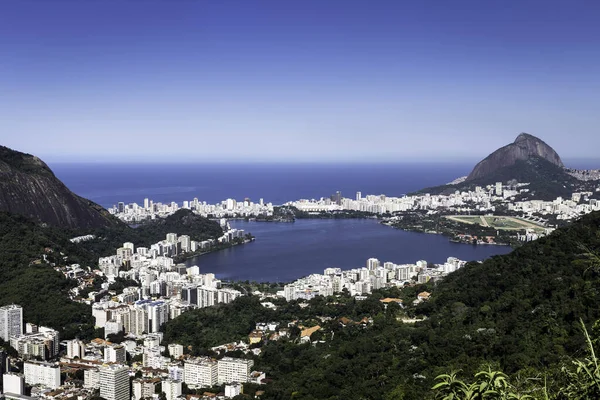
(158, 211, 600, 400)
(0, 211, 95, 338)
(467, 133, 564, 181)
(0, 145, 121, 229)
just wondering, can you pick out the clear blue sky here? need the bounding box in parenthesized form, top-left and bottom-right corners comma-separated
(1, 0, 599, 163)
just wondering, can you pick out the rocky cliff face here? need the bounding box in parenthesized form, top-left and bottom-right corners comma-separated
(466, 133, 564, 181)
(0, 145, 121, 229)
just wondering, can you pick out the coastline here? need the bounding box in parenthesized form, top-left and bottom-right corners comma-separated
(172, 237, 255, 263)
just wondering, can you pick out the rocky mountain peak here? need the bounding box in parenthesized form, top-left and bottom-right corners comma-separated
(466, 133, 564, 181)
(0, 145, 121, 229)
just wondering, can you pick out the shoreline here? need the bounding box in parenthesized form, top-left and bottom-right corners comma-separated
(172, 237, 255, 263)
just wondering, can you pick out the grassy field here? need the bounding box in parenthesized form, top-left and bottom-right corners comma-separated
(446, 215, 545, 232)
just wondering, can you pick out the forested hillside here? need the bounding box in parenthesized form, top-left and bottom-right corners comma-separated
(158, 211, 600, 399)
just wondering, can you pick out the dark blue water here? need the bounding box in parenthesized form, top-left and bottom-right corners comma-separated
(185, 219, 511, 282)
(51, 162, 514, 282)
(50, 162, 473, 208)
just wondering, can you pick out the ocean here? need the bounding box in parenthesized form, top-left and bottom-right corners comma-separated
(50, 162, 474, 208)
(52, 162, 514, 282)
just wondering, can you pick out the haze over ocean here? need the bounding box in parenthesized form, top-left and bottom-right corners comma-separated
(51, 159, 599, 208)
(50, 162, 472, 208)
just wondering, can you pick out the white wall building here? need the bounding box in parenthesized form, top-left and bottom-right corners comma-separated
(66, 339, 85, 359)
(23, 361, 60, 389)
(217, 357, 254, 385)
(99, 364, 130, 400)
(184, 358, 217, 388)
(84, 368, 100, 389)
(162, 379, 182, 400)
(0, 305, 23, 342)
(168, 344, 184, 359)
(104, 345, 126, 364)
(2, 373, 24, 395)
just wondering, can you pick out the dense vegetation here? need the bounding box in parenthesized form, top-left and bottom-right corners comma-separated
(0, 212, 94, 338)
(159, 211, 600, 399)
(275, 205, 379, 220)
(74, 209, 224, 261)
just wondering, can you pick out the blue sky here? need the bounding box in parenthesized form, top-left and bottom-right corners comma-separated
(1, 0, 599, 163)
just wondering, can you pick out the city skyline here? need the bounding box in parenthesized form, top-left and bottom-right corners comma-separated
(2, 1, 600, 162)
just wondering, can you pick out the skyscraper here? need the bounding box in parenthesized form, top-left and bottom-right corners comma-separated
(99, 364, 130, 400)
(0, 305, 23, 342)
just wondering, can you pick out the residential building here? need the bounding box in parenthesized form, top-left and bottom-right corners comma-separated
(84, 368, 100, 389)
(162, 379, 182, 400)
(217, 357, 254, 385)
(104, 345, 126, 364)
(225, 383, 243, 398)
(184, 358, 217, 388)
(168, 344, 184, 359)
(0, 305, 23, 342)
(132, 378, 160, 400)
(99, 364, 130, 400)
(2, 373, 24, 395)
(23, 361, 61, 389)
(66, 339, 85, 359)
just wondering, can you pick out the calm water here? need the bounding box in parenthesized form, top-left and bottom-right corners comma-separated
(185, 219, 512, 282)
(50, 162, 474, 208)
(51, 162, 514, 282)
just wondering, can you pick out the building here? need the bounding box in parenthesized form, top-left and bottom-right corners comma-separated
(184, 358, 217, 388)
(168, 344, 184, 359)
(225, 383, 243, 398)
(10, 327, 59, 360)
(23, 361, 61, 389)
(162, 379, 182, 400)
(104, 345, 126, 364)
(217, 357, 254, 385)
(84, 368, 100, 389)
(99, 364, 130, 400)
(0, 305, 23, 342)
(148, 301, 169, 333)
(3, 373, 25, 395)
(66, 339, 85, 359)
(132, 378, 160, 400)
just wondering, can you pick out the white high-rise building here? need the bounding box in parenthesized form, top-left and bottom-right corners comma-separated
(147, 301, 169, 333)
(366, 258, 380, 271)
(66, 339, 85, 359)
(166, 233, 178, 244)
(168, 344, 184, 359)
(217, 357, 254, 385)
(84, 368, 100, 389)
(99, 364, 130, 400)
(0, 305, 23, 342)
(133, 379, 159, 400)
(23, 361, 61, 389)
(123, 242, 135, 252)
(162, 379, 182, 400)
(144, 198, 149, 210)
(3, 373, 25, 395)
(104, 345, 126, 364)
(184, 358, 217, 388)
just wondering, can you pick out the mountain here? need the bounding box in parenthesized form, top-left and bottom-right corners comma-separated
(415, 133, 594, 200)
(466, 133, 564, 181)
(0, 145, 121, 229)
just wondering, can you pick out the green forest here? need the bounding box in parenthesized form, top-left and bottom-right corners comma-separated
(159, 211, 600, 399)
